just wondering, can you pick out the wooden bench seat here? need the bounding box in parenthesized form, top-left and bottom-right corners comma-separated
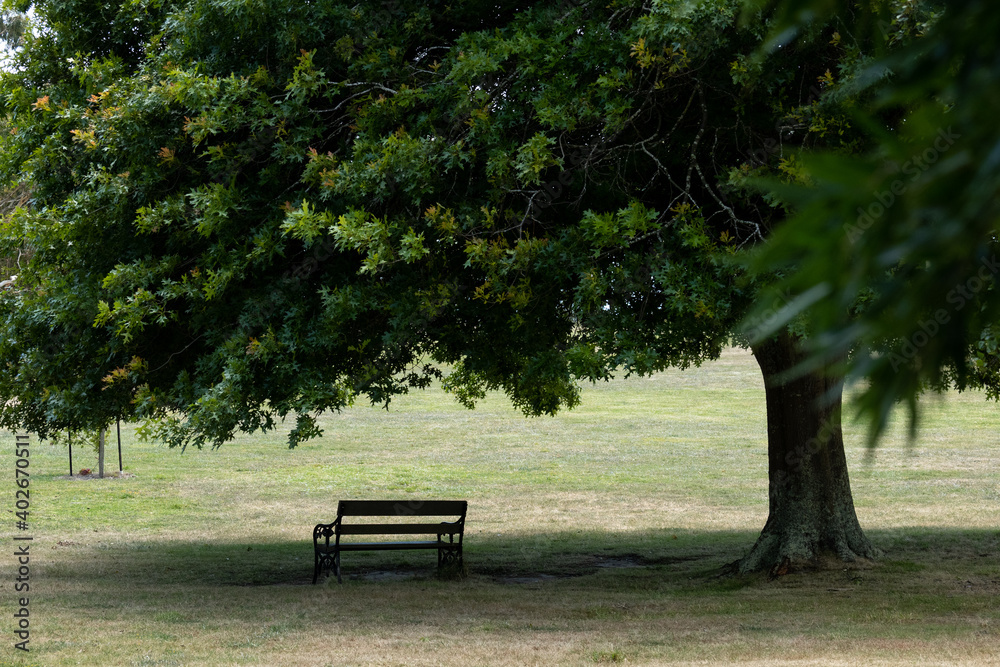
(312, 500, 467, 583)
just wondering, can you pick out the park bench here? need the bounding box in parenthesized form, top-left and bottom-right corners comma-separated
(312, 500, 467, 583)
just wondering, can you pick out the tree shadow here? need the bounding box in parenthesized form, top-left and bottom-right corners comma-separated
(44, 525, 999, 589)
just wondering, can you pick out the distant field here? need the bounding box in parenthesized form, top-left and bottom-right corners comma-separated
(1, 347, 998, 666)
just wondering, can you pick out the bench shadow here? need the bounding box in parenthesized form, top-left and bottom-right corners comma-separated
(45, 526, 1000, 589)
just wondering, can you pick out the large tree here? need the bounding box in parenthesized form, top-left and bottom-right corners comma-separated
(0, 0, 907, 572)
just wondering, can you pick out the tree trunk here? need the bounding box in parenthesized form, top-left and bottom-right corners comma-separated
(98, 427, 105, 479)
(737, 331, 880, 575)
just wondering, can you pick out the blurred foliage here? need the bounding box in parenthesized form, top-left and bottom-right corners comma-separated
(745, 0, 1000, 440)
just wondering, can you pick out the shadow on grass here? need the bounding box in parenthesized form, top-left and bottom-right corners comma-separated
(43, 526, 999, 589)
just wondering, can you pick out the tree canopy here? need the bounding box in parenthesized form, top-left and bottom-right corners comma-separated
(1, 0, 846, 448)
(4, 0, 984, 448)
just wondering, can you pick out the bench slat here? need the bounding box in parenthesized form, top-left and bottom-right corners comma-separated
(337, 500, 467, 517)
(337, 523, 462, 536)
(321, 541, 443, 552)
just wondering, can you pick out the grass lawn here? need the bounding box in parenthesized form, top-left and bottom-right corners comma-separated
(1, 347, 998, 666)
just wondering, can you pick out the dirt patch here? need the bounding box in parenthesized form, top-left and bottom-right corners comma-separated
(490, 553, 686, 584)
(57, 471, 136, 481)
(350, 570, 423, 582)
(590, 554, 647, 569)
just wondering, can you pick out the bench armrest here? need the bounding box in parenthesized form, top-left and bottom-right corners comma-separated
(313, 516, 342, 544)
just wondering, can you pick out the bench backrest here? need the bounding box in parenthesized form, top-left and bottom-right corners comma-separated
(337, 500, 467, 518)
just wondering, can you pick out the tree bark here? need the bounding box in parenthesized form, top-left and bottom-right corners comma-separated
(98, 427, 105, 479)
(736, 331, 880, 575)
